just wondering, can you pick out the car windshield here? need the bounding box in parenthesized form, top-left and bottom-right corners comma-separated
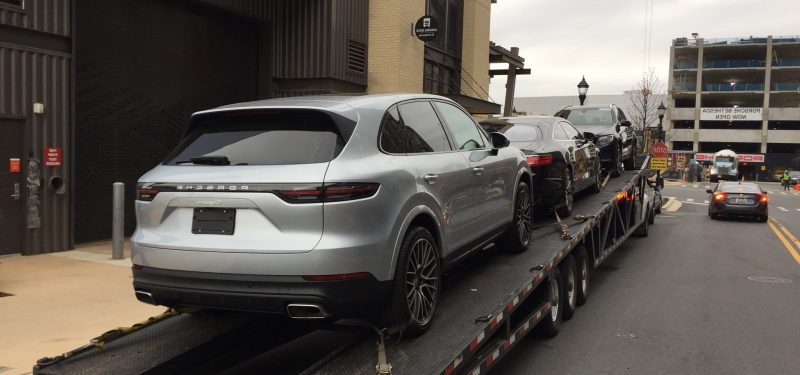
(480, 122, 541, 142)
(555, 108, 613, 126)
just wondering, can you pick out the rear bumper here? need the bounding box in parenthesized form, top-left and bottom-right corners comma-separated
(711, 203, 767, 217)
(133, 266, 391, 318)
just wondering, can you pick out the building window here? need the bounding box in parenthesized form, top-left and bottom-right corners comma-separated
(672, 120, 694, 129)
(423, 0, 463, 96)
(672, 141, 693, 151)
(0, 0, 23, 10)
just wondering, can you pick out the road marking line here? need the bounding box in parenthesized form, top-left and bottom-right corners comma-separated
(704, 185, 711, 189)
(781, 192, 787, 195)
(704, 200, 709, 204)
(692, 184, 699, 188)
(778, 207, 788, 212)
(686, 198, 694, 202)
(681, 184, 687, 187)
(681, 201, 708, 206)
(768, 219, 800, 265)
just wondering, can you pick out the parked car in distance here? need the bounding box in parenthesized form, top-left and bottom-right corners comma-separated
(707, 182, 768, 222)
(480, 116, 602, 217)
(554, 105, 637, 177)
(130, 94, 533, 337)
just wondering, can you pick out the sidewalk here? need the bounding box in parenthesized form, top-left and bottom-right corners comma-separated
(0, 241, 163, 374)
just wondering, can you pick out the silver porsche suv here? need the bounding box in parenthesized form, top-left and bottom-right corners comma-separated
(131, 94, 533, 336)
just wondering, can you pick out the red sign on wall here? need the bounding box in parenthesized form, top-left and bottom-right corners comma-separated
(9, 158, 20, 173)
(44, 147, 62, 167)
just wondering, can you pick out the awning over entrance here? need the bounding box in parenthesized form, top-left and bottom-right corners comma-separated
(443, 93, 502, 115)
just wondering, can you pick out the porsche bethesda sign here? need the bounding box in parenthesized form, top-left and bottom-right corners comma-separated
(700, 107, 762, 121)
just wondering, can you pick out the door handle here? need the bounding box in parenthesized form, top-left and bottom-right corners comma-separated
(11, 183, 21, 200)
(423, 174, 438, 184)
(472, 167, 484, 175)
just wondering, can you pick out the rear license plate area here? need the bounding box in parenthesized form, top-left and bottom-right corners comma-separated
(192, 208, 235, 235)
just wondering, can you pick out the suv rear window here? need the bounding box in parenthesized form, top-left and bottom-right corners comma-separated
(165, 110, 347, 165)
(555, 108, 613, 126)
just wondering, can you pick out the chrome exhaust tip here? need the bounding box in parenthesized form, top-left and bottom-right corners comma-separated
(135, 290, 157, 305)
(286, 303, 330, 319)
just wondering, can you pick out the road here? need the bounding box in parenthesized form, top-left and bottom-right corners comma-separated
(495, 181, 800, 374)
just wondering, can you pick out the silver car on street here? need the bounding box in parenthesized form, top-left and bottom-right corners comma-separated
(131, 94, 533, 336)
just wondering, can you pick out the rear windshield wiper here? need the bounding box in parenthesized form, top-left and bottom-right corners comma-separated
(176, 155, 231, 165)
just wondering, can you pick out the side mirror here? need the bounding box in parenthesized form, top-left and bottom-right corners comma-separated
(620, 120, 632, 127)
(489, 132, 510, 149)
(583, 132, 597, 143)
(656, 177, 664, 189)
(705, 189, 713, 194)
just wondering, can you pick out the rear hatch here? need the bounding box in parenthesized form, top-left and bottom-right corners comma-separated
(723, 185, 764, 206)
(133, 109, 355, 254)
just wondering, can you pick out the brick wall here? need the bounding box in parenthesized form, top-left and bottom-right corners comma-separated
(367, 0, 425, 93)
(461, 0, 491, 101)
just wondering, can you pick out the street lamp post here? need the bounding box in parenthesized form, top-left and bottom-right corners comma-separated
(577, 76, 589, 106)
(657, 101, 666, 142)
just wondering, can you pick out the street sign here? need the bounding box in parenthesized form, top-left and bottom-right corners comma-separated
(651, 142, 668, 158)
(44, 147, 62, 167)
(650, 157, 667, 170)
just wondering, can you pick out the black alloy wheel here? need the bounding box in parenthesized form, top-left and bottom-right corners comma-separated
(501, 181, 533, 253)
(556, 169, 574, 217)
(377, 226, 441, 337)
(623, 141, 637, 170)
(590, 162, 603, 193)
(609, 143, 623, 178)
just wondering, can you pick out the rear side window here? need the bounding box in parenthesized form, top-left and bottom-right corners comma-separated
(165, 111, 346, 165)
(721, 184, 760, 193)
(398, 101, 451, 153)
(379, 107, 406, 153)
(434, 102, 485, 151)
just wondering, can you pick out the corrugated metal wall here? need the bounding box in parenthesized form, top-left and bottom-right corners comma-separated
(0, 43, 71, 254)
(0, 0, 71, 36)
(330, 0, 368, 86)
(273, 0, 331, 79)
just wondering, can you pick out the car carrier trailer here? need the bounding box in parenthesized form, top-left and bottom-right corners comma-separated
(34, 159, 656, 375)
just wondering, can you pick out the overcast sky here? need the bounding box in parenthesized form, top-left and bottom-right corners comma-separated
(487, 0, 800, 100)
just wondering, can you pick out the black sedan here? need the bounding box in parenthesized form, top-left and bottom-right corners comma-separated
(707, 182, 768, 222)
(481, 116, 602, 217)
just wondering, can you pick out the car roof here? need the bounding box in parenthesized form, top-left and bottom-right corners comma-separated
(480, 116, 564, 127)
(191, 93, 452, 120)
(558, 105, 616, 110)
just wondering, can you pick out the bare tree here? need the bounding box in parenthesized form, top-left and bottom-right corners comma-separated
(629, 68, 664, 153)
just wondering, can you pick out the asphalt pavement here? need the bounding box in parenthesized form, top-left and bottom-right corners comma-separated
(494, 182, 800, 374)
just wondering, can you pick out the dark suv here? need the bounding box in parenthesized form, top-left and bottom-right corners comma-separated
(555, 105, 637, 177)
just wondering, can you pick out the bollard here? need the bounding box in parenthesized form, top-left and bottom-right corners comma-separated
(112, 182, 125, 260)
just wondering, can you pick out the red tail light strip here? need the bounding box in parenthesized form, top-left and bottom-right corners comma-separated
(526, 154, 553, 167)
(135, 182, 379, 203)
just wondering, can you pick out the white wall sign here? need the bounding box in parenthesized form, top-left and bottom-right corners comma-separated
(700, 107, 762, 121)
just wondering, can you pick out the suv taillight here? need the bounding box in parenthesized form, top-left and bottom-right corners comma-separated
(136, 184, 159, 201)
(276, 183, 379, 204)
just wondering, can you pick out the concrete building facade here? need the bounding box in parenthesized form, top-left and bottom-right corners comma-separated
(667, 35, 800, 179)
(0, 0, 500, 255)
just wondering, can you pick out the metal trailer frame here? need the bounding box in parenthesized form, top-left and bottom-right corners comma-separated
(34, 160, 654, 375)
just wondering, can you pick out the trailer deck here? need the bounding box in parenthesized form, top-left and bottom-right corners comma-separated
(35, 165, 653, 375)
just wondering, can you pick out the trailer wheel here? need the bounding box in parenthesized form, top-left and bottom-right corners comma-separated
(648, 206, 655, 225)
(573, 245, 590, 306)
(500, 181, 533, 253)
(537, 267, 563, 338)
(633, 206, 650, 237)
(376, 226, 441, 337)
(560, 255, 578, 321)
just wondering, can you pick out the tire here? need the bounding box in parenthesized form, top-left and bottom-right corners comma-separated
(375, 226, 441, 337)
(560, 255, 578, 321)
(759, 215, 768, 223)
(710, 176, 719, 183)
(537, 267, 563, 338)
(501, 181, 533, 253)
(609, 144, 623, 178)
(573, 245, 590, 306)
(556, 168, 574, 218)
(648, 205, 655, 225)
(633, 206, 650, 237)
(589, 162, 602, 193)
(623, 141, 636, 170)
